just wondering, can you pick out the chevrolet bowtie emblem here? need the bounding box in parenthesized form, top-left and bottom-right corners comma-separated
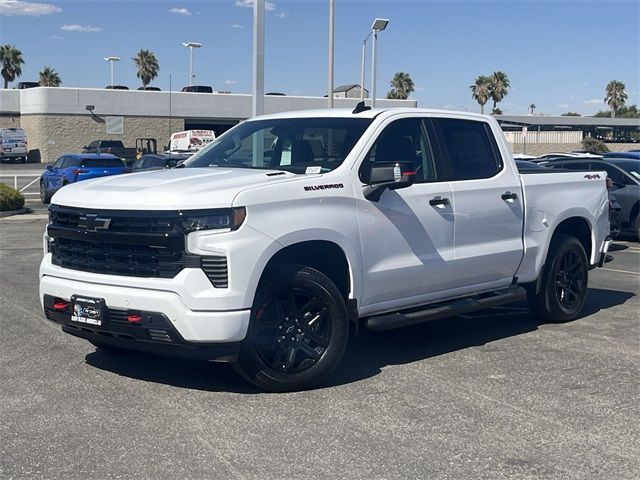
(78, 214, 111, 232)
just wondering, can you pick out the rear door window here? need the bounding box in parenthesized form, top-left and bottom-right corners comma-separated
(432, 118, 502, 180)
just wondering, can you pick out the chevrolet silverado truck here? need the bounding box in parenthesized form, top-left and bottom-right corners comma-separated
(40, 107, 611, 392)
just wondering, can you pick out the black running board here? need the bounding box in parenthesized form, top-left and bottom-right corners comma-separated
(365, 286, 527, 332)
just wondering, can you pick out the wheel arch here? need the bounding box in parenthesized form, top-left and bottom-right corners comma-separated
(258, 240, 354, 303)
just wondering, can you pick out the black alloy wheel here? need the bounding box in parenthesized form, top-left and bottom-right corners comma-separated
(527, 234, 588, 323)
(253, 287, 331, 373)
(233, 264, 349, 392)
(554, 249, 586, 310)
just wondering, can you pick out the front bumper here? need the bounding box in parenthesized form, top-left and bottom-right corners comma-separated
(40, 274, 251, 346)
(43, 295, 241, 361)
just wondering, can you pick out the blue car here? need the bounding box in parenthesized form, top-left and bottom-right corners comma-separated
(40, 153, 128, 204)
(604, 151, 640, 160)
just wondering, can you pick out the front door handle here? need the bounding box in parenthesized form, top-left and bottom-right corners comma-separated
(429, 196, 450, 207)
(501, 191, 518, 201)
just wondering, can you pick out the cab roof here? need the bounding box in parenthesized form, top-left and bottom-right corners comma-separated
(250, 107, 491, 122)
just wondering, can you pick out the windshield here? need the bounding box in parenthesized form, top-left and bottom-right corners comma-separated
(184, 117, 372, 173)
(610, 159, 640, 181)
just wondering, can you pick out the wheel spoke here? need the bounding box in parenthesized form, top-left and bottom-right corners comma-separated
(286, 291, 299, 318)
(300, 323, 328, 347)
(298, 340, 321, 360)
(284, 346, 297, 370)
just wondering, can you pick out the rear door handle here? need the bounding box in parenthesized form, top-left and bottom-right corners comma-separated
(429, 196, 450, 207)
(501, 191, 518, 201)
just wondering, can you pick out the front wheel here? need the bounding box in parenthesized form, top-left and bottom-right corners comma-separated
(527, 234, 588, 323)
(233, 264, 349, 392)
(39, 181, 51, 204)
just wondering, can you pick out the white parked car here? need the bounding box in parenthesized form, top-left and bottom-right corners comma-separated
(40, 107, 611, 391)
(0, 127, 28, 163)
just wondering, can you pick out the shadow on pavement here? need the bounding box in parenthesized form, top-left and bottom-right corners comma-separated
(84, 287, 635, 393)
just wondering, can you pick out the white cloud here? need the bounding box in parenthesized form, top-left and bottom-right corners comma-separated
(225, 80, 238, 85)
(169, 7, 191, 15)
(584, 98, 603, 105)
(61, 24, 102, 32)
(275, 11, 288, 18)
(414, 86, 425, 92)
(50, 34, 63, 40)
(231, 23, 243, 28)
(582, 82, 589, 86)
(0, 0, 61, 16)
(235, 0, 276, 12)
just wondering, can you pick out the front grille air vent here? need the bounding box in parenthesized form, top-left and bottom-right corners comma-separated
(201, 256, 228, 288)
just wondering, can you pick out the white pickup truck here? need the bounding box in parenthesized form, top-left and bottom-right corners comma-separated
(40, 107, 611, 391)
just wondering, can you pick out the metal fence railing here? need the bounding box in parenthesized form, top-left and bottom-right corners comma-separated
(0, 174, 41, 197)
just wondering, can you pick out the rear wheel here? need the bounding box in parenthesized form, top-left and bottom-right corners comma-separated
(233, 264, 349, 392)
(39, 181, 51, 204)
(527, 234, 588, 323)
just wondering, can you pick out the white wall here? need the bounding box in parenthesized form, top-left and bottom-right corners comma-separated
(7, 87, 416, 119)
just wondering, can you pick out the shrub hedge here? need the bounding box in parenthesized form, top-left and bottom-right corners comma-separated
(0, 184, 26, 211)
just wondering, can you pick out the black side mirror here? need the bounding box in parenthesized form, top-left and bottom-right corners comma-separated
(362, 161, 416, 201)
(46, 165, 54, 171)
(166, 160, 177, 168)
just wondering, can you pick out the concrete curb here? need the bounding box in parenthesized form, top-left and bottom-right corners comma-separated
(0, 208, 28, 218)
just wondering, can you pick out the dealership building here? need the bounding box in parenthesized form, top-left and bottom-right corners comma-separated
(0, 87, 415, 163)
(1, 87, 638, 162)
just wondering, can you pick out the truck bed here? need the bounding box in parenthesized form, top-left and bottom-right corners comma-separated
(516, 170, 610, 283)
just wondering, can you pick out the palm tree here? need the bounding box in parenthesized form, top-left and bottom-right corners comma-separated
(386, 72, 415, 100)
(470, 75, 490, 114)
(488, 71, 510, 112)
(132, 49, 159, 88)
(604, 80, 627, 118)
(0, 44, 25, 89)
(38, 66, 61, 87)
(529, 103, 536, 114)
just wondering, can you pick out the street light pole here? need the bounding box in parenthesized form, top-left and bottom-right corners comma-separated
(182, 42, 202, 86)
(104, 56, 120, 87)
(252, 0, 265, 118)
(369, 18, 389, 108)
(360, 32, 371, 102)
(328, 0, 334, 108)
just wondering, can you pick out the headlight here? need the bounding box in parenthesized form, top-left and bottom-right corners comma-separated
(180, 207, 246, 233)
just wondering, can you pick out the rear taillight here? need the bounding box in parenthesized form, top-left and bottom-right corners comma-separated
(72, 169, 89, 176)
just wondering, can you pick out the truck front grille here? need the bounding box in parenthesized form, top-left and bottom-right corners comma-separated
(50, 236, 190, 278)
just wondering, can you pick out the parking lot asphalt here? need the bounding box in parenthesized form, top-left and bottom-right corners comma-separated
(0, 215, 638, 479)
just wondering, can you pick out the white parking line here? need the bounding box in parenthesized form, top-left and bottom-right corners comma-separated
(602, 268, 640, 276)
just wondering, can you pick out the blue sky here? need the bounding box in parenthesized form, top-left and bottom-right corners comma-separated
(1, 0, 638, 115)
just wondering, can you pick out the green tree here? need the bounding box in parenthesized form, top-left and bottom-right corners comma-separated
(561, 112, 581, 116)
(38, 66, 61, 87)
(132, 49, 159, 87)
(582, 137, 609, 155)
(386, 72, 415, 100)
(470, 75, 490, 114)
(488, 71, 510, 112)
(491, 107, 503, 115)
(604, 80, 627, 118)
(529, 103, 536, 114)
(0, 44, 25, 89)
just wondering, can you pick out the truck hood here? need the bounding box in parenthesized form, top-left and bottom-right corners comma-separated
(51, 167, 299, 210)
